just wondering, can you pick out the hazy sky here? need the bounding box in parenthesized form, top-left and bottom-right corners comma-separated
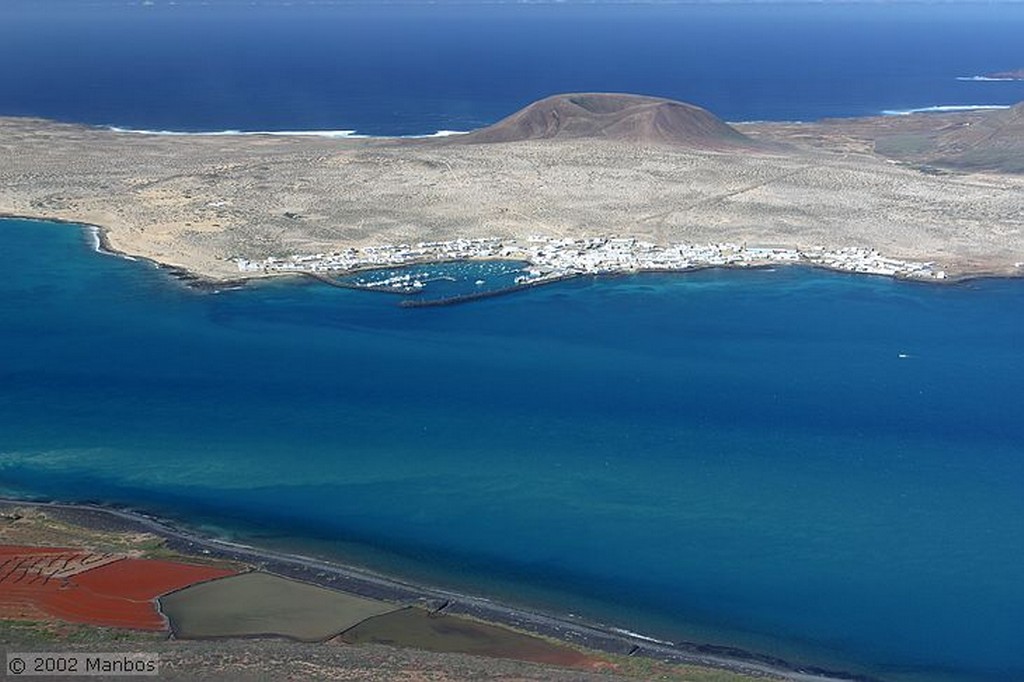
(11, 0, 1024, 5)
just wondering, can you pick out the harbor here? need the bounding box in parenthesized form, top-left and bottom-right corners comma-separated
(235, 236, 949, 300)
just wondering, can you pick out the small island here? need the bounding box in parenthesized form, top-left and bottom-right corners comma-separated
(1, 93, 1023, 286)
(984, 68, 1024, 80)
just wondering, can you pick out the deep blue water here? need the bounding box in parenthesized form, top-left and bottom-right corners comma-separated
(2, 2, 1024, 134)
(4, 3, 1024, 680)
(1, 218, 1023, 682)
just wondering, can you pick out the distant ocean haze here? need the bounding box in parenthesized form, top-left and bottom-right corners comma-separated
(1, 3, 1024, 132)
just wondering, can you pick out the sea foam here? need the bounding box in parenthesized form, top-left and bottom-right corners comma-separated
(956, 76, 1018, 82)
(86, 225, 102, 252)
(608, 627, 674, 646)
(881, 104, 1013, 116)
(106, 127, 467, 140)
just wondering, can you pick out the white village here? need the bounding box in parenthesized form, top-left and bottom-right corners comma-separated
(235, 236, 947, 290)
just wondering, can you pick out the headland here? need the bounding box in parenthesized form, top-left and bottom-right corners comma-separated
(2, 93, 1023, 288)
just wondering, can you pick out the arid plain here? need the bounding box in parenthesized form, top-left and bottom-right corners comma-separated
(2, 94, 1023, 281)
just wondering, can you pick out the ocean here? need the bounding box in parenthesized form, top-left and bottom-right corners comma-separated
(2, 2, 1024, 681)
(2, 218, 1024, 682)
(2, 1, 1024, 134)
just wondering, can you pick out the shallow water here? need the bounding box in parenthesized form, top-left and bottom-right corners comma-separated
(1, 218, 1023, 681)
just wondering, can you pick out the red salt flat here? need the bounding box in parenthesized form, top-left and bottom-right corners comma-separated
(34, 584, 166, 630)
(73, 558, 235, 600)
(0, 546, 238, 630)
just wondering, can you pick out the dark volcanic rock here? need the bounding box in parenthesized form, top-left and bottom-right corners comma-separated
(456, 93, 754, 149)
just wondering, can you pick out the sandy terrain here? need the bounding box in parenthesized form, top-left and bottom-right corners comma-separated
(1, 104, 1023, 281)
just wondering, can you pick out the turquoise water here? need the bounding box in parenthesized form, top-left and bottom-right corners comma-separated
(337, 260, 531, 303)
(2, 218, 1023, 681)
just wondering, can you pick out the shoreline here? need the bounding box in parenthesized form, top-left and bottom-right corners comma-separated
(4, 101, 1023, 293)
(0, 495, 864, 682)
(2, 214, 1021, 307)
(0, 213, 258, 292)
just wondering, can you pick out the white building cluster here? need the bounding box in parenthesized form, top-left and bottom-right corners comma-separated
(235, 236, 946, 283)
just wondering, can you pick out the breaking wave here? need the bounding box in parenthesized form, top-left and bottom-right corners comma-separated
(608, 627, 674, 646)
(106, 127, 467, 139)
(956, 76, 1019, 82)
(882, 104, 1013, 116)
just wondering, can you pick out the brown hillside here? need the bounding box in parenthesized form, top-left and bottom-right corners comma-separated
(874, 101, 1024, 173)
(455, 93, 754, 149)
(928, 101, 1024, 171)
